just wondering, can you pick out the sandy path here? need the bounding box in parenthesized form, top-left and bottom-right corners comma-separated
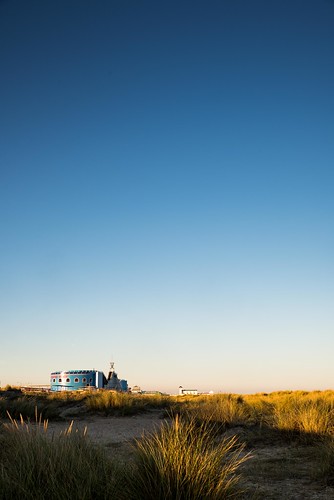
(46, 411, 165, 446)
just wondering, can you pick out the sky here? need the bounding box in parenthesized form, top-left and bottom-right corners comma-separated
(0, 0, 333, 393)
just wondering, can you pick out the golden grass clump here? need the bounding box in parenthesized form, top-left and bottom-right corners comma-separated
(272, 394, 334, 436)
(127, 414, 250, 499)
(180, 393, 253, 428)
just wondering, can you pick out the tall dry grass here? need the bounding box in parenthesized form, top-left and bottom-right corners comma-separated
(0, 412, 125, 500)
(85, 391, 173, 415)
(179, 394, 255, 430)
(0, 388, 90, 421)
(3, 390, 334, 496)
(0, 410, 250, 500)
(127, 414, 250, 499)
(268, 393, 334, 436)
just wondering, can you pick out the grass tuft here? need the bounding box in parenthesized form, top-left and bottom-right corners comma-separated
(0, 412, 125, 500)
(127, 414, 250, 499)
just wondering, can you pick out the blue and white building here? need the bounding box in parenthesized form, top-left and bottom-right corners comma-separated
(50, 362, 128, 392)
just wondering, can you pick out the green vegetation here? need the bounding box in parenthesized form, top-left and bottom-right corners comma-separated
(179, 391, 334, 438)
(0, 388, 173, 419)
(1, 389, 334, 498)
(270, 393, 334, 436)
(0, 411, 247, 500)
(0, 413, 124, 500)
(127, 414, 249, 499)
(179, 394, 253, 429)
(85, 391, 173, 415)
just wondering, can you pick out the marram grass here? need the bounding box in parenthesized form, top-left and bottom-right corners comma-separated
(180, 394, 253, 428)
(0, 412, 125, 500)
(0, 410, 250, 500)
(271, 394, 334, 436)
(127, 414, 250, 500)
(85, 391, 173, 415)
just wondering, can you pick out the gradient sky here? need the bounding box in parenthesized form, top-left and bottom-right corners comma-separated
(1, 0, 333, 393)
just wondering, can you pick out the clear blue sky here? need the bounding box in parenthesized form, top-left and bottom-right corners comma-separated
(1, 0, 333, 393)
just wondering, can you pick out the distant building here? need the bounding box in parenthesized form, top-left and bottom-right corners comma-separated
(131, 385, 142, 394)
(50, 370, 104, 391)
(50, 361, 127, 392)
(179, 385, 198, 396)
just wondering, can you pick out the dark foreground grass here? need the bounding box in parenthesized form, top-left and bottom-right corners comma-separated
(0, 413, 249, 500)
(315, 436, 334, 486)
(0, 414, 126, 500)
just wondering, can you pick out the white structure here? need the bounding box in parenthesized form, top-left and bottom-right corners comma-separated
(179, 386, 198, 396)
(131, 385, 142, 394)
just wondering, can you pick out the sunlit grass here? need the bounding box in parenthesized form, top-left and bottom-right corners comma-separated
(127, 414, 250, 499)
(272, 395, 334, 437)
(179, 394, 253, 429)
(85, 391, 173, 415)
(0, 410, 250, 500)
(2, 390, 334, 496)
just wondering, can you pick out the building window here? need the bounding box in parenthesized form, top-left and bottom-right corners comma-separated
(82, 378, 87, 383)
(66, 378, 70, 383)
(74, 378, 79, 383)
(58, 378, 62, 383)
(52, 378, 56, 383)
